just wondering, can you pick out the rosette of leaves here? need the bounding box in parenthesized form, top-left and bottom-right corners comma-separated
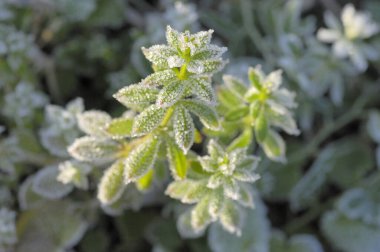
(166, 140, 260, 236)
(68, 26, 227, 209)
(217, 65, 299, 162)
(317, 4, 379, 71)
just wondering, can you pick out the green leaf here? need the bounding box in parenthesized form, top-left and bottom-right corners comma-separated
(191, 194, 214, 232)
(202, 59, 227, 74)
(143, 69, 176, 86)
(32, 165, 73, 199)
(156, 80, 185, 107)
(248, 66, 263, 90)
(173, 106, 195, 153)
(113, 84, 159, 107)
(223, 75, 248, 98)
(177, 210, 205, 239)
(166, 138, 188, 180)
(219, 200, 242, 235)
(208, 194, 270, 252)
(181, 99, 220, 130)
(255, 108, 268, 143)
(218, 87, 242, 108)
(165, 180, 208, 204)
(68, 136, 120, 163)
(142, 45, 176, 69)
(124, 136, 161, 183)
(191, 77, 215, 103)
(225, 106, 249, 121)
(270, 231, 324, 252)
(136, 169, 154, 191)
(105, 118, 134, 138)
(98, 161, 125, 205)
(132, 105, 167, 136)
(261, 130, 285, 162)
(77, 110, 111, 137)
(227, 129, 253, 151)
(166, 25, 180, 48)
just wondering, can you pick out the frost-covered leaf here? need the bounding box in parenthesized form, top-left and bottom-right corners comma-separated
(191, 77, 215, 103)
(132, 105, 167, 136)
(181, 99, 220, 130)
(177, 210, 205, 239)
(77, 110, 111, 137)
(261, 130, 286, 162)
(124, 136, 161, 183)
(68, 136, 120, 163)
(105, 118, 134, 139)
(142, 45, 176, 68)
(16, 201, 88, 252)
(165, 180, 207, 204)
(166, 138, 188, 180)
(219, 200, 243, 235)
(156, 80, 185, 107)
(255, 109, 269, 143)
(208, 195, 270, 252)
(322, 210, 380, 252)
(32, 166, 73, 199)
(173, 106, 194, 153)
(113, 84, 159, 107)
(98, 161, 125, 205)
(191, 194, 214, 232)
(143, 70, 176, 86)
(223, 75, 248, 98)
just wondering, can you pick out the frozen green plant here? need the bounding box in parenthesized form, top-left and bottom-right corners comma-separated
(166, 140, 260, 236)
(218, 66, 299, 162)
(317, 4, 379, 71)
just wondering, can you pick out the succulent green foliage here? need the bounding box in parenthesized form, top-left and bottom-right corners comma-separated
(166, 140, 260, 235)
(218, 66, 299, 162)
(98, 160, 126, 205)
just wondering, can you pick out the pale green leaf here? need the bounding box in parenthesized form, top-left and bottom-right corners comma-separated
(166, 137, 188, 180)
(173, 106, 194, 153)
(261, 130, 286, 162)
(124, 136, 160, 183)
(113, 84, 159, 107)
(156, 80, 185, 108)
(77, 110, 111, 137)
(223, 75, 248, 98)
(132, 105, 167, 136)
(98, 161, 125, 205)
(181, 99, 220, 130)
(68, 136, 120, 163)
(219, 200, 242, 236)
(105, 117, 134, 138)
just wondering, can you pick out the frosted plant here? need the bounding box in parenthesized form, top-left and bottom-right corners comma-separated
(218, 66, 299, 162)
(2, 82, 48, 124)
(166, 140, 260, 236)
(68, 26, 227, 220)
(317, 4, 379, 71)
(39, 98, 84, 157)
(0, 208, 17, 250)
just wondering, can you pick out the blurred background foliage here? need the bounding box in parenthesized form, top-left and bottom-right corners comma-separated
(1, 0, 380, 251)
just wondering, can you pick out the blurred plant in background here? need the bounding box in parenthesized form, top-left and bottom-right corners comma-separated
(1, 0, 380, 252)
